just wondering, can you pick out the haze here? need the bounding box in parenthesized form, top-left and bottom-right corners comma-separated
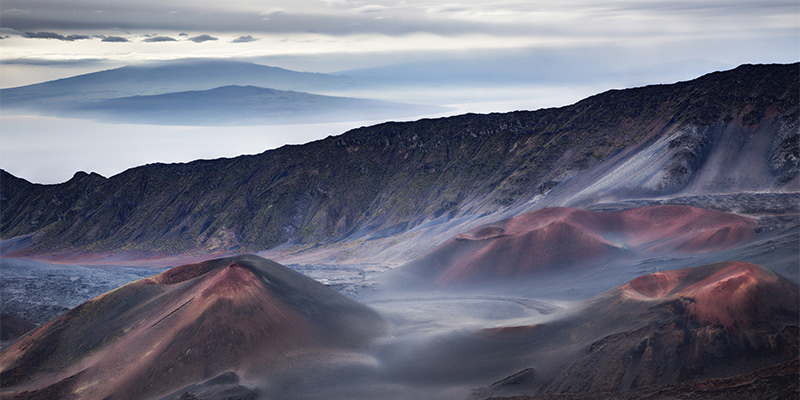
(1, 0, 797, 184)
(1, 60, 797, 399)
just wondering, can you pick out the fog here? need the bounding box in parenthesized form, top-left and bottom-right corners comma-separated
(2, 211, 796, 399)
(0, 115, 394, 184)
(0, 83, 603, 184)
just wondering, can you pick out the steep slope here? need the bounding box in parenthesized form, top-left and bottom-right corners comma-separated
(1, 63, 796, 258)
(482, 360, 799, 400)
(382, 262, 798, 398)
(0, 255, 386, 400)
(398, 205, 757, 285)
(70, 85, 448, 125)
(542, 261, 799, 393)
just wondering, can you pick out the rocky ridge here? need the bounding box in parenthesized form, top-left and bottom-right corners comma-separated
(1, 63, 797, 258)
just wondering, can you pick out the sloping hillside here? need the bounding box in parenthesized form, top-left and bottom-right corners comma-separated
(1, 63, 796, 257)
(0, 255, 386, 399)
(399, 205, 757, 285)
(383, 261, 799, 398)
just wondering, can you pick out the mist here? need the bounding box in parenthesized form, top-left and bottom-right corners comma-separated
(0, 82, 606, 184)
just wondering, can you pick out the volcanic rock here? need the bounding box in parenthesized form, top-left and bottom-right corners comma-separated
(400, 205, 757, 285)
(1, 64, 795, 258)
(477, 261, 799, 397)
(0, 255, 386, 400)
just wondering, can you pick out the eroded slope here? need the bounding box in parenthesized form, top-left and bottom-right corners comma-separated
(0, 255, 386, 400)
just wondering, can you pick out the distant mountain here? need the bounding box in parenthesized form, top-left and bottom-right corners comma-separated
(0, 63, 797, 259)
(397, 205, 757, 285)
(70, 85, 451, 125)
(0, 59, 452, 125)
(0, 255, 386, 399)
(1, 59, 358, 109)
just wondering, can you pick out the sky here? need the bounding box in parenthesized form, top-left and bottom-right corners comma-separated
(0, 0, 798, 183)
(1, 0, 797, 85)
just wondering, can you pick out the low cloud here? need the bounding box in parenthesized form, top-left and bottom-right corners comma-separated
(0, 0, 795, 40)
(353, 5, 387, 13)
(188, 34, 218, 43)
(3, 57, 107, 65)
(25, 31, 91, 41)
(232, 35, 258, 43)
(142, 36, 177, 42)
(260, 9, 286, 17)
(100, 35, 129, 42)
(0, 27, 26, 37)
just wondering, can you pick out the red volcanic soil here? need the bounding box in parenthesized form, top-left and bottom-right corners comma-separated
(548, 261, 799, 392)
(437, 219, 621, 284)
(404, 205, 757, 285)
(0, 255, 386, 400)
(479, 261, 799, 396)
(613, 205, 757, 253)
(151, 259, 222, 284)
(620, 260, 798, 329)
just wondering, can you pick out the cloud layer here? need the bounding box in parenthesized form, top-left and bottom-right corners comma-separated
(232, 35, 257, 43)
(0, 0, 796, 87)
(188, 34, 217, 43)
(142, 36, 177, 42)
(100, 35, 128, 42)
(2, 0, 796, 39)
(25, 31, 91, 41)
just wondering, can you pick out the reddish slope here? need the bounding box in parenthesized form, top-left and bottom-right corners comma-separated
(550, 261, 799, 393)
(403, 205, 757, 285)
(614, 205, 757, 252)
(478, 261, 799, 396)
(621, 261, 791, 328)
(0, 255, 386, 400)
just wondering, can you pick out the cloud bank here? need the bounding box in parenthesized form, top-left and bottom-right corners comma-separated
(188, 34, 217, 43)
(100, 35, 128, 42)
(1, 0, 795, 40)
(142, 36, 176, 42)
(25, 31, 91, 41)
(0, 0, 796, 87)
(232, 35, 258, 43)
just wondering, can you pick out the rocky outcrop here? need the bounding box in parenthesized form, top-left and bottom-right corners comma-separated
(1, 64, 797, 256)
